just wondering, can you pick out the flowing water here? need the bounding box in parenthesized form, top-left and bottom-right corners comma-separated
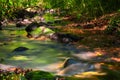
(0, 28, 96, 76)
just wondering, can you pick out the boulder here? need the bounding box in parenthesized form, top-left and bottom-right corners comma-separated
(25, 22, 40, 38)
(50, 33, 84, 43)
(56, 58, 97, 76)
(25, 22, 55, 38)
(62, 58, 78, 68)
(57, 63, 95, 76)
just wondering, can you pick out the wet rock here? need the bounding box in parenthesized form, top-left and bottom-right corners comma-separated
(25, 22, 40, 32)
(62, 58, 78, 68)
(58, 62, 95, 76)
(72, 51, 102, 61)
(13, 9, 37, 19)
(25, 22, 55, 38)
(16, 22, 26, 28)
(13, 47, 29, 52)
(57, 58, 96, 76)
(25, 22, 41, 38)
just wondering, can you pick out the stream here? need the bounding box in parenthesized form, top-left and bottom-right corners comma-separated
(0, 28, 97, 76)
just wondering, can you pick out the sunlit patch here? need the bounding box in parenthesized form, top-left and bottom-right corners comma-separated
(111, 57, 120, 62)
(72, 51, 97, 60)
(74, 71, 106, 78)
(10, 55, 29, 60)
(36, 61, 63, 72)
(95, 51, 103, 56)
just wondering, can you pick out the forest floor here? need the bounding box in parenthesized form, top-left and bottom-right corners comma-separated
(60, 13, 120, 63)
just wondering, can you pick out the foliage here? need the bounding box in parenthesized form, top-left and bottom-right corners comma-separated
(42, 0, 120, 19)
(25, 71, 54, 80)
(0, 72, 26, 80)
(1, 0, 120, 20)
(0, 70, 54, 80)
(43, 13, 55, 22)
(0, 0, 41, 20)
(98, 68, 120, 80)
(105, 13, 120, 36)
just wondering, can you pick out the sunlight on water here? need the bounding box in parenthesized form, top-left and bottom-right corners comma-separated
(0, 29, 74, 73)
(0, 29, 96, 76)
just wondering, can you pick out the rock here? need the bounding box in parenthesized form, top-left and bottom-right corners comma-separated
(50, 33, 84, 43)
(25, 22, 41, 38)
(72, 51, 99, 61)
(25, 22, 55, 38)
(57, 62, 95, 76)
(25, 22, 40, 32)
(16, 22, 26, 28)
(62, 58, 78, 68)
(57, 58, 96, 76)
(13, 47, 29, 52)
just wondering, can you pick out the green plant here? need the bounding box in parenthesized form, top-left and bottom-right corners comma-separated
(0, 0, 41, 20)
(0, 72, 26, 80)
(105, 14, 120, 36)
(43, 13, 55, 22)
(25, 71, 54, 80)
(42, 0, 120, 20)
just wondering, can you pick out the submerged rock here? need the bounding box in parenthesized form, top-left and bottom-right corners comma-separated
(13, 47, 29, 52)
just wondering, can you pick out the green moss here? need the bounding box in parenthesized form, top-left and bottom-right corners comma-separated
(25, 71, 54, 80)
(43, 13, 55, 22)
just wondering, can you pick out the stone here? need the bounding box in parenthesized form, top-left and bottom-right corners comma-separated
(25, 22, 41, 38)
(16, 22, 26, 28)
(13, 47, 29, 52)
(57, 63, 95, 76)
(25, 22, 55, 38)
(50, 33, 84, 43)
(62, 58, 78, 68)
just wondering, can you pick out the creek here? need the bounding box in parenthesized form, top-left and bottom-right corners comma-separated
(0, 28, 96, 76)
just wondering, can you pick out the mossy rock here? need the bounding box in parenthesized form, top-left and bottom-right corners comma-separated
(25, 71, 54, 80)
